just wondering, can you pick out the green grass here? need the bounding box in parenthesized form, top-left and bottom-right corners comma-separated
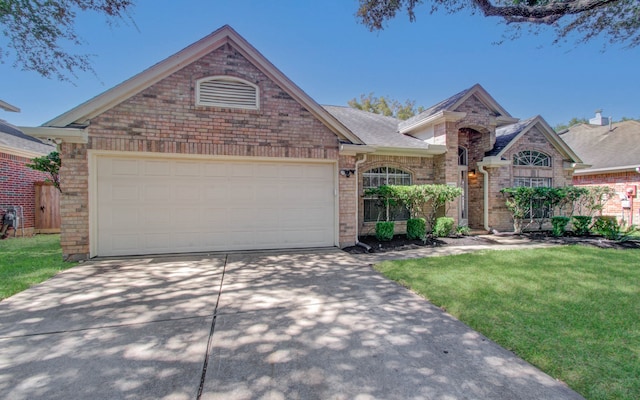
(0, 234, 77, 300)
(375, 246, 640, 400)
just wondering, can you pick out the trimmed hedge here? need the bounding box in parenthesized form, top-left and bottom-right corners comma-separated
(551, 216, 571, 237)
(375, 221, 395, 241)
(433, 217, 454, 238)
(406, 218, 426, 240)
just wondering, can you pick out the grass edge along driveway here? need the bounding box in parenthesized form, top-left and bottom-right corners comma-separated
(0, 234, 77, 300)
(375, 246, 639, 400)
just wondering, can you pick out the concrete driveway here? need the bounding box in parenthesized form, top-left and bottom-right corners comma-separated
(0, 249, 583, 400)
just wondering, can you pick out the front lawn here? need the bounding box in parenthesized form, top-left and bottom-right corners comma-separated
(375, 246, 640, 400)
(0, 234, 77, 300)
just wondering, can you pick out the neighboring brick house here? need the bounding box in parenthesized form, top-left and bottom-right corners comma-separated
(559, 112, 640, 226)
(1, 103, 56, 236)
(25, 25, 583, 260)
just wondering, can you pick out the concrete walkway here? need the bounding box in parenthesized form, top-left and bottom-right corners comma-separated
(0, 246, 583, 399)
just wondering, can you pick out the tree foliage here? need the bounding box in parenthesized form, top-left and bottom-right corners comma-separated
(0, 0, 134, 80)
(364, 184, 462, 229)
(554, 117, 588, 132)
(348, 93, 425, 120)
(356, 0, 640, 48)
(500, 185, 616, 233)
(27, 151, 61, 192)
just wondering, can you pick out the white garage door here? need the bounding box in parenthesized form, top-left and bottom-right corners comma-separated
(95, 156, 336, 256)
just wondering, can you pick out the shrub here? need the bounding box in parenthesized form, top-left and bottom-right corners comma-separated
(406, 218, 426, 240)
(375, 221, 395, 241)
(456, 225, 471, 236)
(572, 216, 592, 236)
(592, 216, 621, 240)
(433, 217, 454, 238)
(551, 216, 571, 237)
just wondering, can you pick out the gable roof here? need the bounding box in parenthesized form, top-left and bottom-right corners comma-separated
(559, 120, 640, 173)
(323, 105, 445, 154)
(0, 120, 55, 157)
(398, 84, 517, 134)
(41, 25, 362, 145)
(487, 115, 582, 164)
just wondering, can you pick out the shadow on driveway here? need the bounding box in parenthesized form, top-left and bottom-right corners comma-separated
(0, 249, 584, 399)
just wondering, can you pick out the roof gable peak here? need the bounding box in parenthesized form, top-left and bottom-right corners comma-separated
(41, 25, 361, 144)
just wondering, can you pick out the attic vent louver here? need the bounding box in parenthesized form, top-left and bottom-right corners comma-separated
(196, 76, 259, 110)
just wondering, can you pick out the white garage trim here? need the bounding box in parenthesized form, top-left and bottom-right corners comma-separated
(89, 150, 338, 257)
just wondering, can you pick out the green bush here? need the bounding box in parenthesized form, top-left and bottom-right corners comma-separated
(433, 217, 454, 238)
(456, 225, 471, 236)
(375, 221, 395, 241)
(406, 218, 426, 240)
(572, 216, 592, 236)
(592, 216, 621, 240)
(551, 216, 571, 237)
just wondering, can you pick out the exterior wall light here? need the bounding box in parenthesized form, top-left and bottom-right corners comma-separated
(340, 169, 355, 177)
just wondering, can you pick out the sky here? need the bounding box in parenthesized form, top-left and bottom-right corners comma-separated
(1, 0, 639, 128)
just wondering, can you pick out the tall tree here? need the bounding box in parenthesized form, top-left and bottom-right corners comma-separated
(356, 0, 640, 48)
(349, 93, 425, 120)
(0, 0, 134, 81)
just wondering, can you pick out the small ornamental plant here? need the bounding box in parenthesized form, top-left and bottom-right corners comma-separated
(406, 218, 426, 240)
(551, 216, 571, 237)
(433, 217, 455, 238)
(375, 221, 394, 241)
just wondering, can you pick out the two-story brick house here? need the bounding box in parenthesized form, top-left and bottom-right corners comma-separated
(25, 25, 583, 260)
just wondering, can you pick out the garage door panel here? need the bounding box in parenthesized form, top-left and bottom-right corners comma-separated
(96, 157, 335, 256)
(111, 234, 141, 253)
(144, 160, 171, 176)
(202, 208, 230, 226)
(203, 163, 229, 177)
(143, 184, 171, 202)
(111, 159, 139, 175)
(141, 207, 170, 228)
(111, 184, 140, 201)
(175, 162, 201, 176)
(175, 185, 201, 202)
(141, 233, 172, 253)
(99, 207, 141, 231)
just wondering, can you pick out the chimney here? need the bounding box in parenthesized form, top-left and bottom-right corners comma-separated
(589, 109, 609, 126)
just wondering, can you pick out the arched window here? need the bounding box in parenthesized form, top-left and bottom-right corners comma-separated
(513, 150, 551, 167)
(363, 167, 411, 222)
(196, 76, 259, 110)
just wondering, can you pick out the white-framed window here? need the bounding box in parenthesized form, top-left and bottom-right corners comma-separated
(196, 76, 259, 110)
(363, 167, 412, 222)
(513, 150, 551, 167)
(514, 177, 552, 218)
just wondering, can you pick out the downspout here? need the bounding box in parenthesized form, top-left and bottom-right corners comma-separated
(477, 163, 490, 232)
(355, 154, 370, 250)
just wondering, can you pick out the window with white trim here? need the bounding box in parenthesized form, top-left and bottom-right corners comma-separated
(363, 167, 411, 222)
(513, 150, 551, 167)
(196, 76, 259, 110)
(514, 177, 552, 218)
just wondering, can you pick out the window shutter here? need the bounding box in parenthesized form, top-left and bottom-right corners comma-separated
(197, 77, 259, 110)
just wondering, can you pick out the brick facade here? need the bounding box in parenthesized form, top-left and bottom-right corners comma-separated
(573, 172, 640, 226)
(60, 42, 343, 260)
(487, 125, 573, 232)
(0, 151, 50, 236)
(358, 154, 436, 235)
(53, 30, 580, 258)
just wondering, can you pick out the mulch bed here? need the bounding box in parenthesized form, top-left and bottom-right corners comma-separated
(343, 232, 640, 254)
